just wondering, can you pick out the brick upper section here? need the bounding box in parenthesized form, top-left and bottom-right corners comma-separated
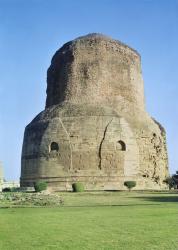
(46, 33, 145, 111)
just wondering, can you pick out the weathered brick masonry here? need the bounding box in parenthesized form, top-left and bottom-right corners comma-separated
(21, 34, 169, 190)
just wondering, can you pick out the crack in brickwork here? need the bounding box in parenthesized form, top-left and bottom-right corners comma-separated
(98, 119, 113, 170)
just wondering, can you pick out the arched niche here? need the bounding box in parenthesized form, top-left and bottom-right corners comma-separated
(117, 140, 126, 151)
(50, 142, 59, 152)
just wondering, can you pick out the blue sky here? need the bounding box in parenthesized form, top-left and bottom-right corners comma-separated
(0, 0, 177, 180)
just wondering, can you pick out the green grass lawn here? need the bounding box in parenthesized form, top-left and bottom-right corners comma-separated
(0, 191, 177, 250)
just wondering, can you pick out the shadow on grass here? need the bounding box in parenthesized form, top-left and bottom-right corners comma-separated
(0, 203, 161, 209)
(133, 195, 178, 203)
(63, 204, 162, 208)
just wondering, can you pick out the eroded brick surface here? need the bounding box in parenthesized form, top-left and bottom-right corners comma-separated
(21, 34, 169, 190)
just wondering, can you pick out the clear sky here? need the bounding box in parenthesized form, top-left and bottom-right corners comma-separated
(0, 0, 177, 180)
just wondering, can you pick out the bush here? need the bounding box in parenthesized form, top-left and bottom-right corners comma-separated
(2, 187, 11, 192)
(124, 181, 136, 191)
(163, 177, 175, 190)
(72, 182, 84, 192)
(10, 187, 21, 192)
(34, 181, 48, 192)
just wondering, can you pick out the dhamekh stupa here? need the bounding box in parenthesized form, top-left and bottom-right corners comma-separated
(21, 33, 169, 190)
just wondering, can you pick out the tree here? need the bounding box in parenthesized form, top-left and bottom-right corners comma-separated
(124, 181, 136, 191)
(164, 177, 175, 190)
(172, 171, 178, 189)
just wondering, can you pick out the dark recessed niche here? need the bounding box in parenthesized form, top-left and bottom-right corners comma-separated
(117, 140, 126, 151)
(50, 142, 59, 152)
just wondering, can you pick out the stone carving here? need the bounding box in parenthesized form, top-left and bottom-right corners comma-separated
(21, 33, 169, 190)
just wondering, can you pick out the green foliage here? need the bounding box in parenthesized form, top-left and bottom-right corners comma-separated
(72, 182, 84, 192)
(164, 172, 178, 190)
(164, 177, 175, 190)
(172, 172, 178, 189)
(124, 181, 136, 191)
(2, 187, 11, 192)
(11, 187, 21, 192)
(2, 187, 21, 192)
(34, 181, 48, 192)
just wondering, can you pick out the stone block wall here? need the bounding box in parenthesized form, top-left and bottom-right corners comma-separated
(21, 34, 169, 190)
